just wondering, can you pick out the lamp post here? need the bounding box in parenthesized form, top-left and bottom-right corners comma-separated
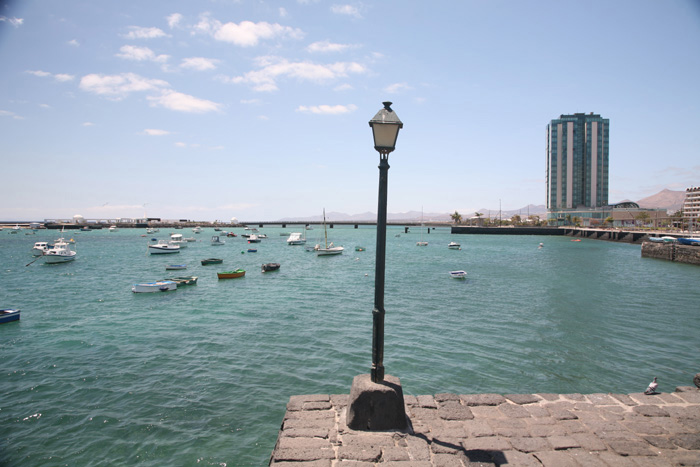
(368, 101, 403, 383)
(346, 102, 407, 431)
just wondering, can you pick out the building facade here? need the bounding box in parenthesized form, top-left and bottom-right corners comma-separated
(546, 113, 609, 224)
(683, 186, 700, 231)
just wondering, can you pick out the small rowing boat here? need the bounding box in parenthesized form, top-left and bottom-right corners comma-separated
(217, 269, 246, 279)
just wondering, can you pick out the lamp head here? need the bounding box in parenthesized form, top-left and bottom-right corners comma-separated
(369, 102, 403, 155)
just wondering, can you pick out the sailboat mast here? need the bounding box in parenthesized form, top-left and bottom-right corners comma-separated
(323, 209, 328, 248)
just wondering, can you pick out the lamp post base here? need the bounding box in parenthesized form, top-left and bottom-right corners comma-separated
(346, 374, 408, 431)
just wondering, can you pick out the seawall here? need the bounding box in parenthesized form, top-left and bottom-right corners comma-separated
(269, 386, 700, 466)
(641, 242, 700, 266)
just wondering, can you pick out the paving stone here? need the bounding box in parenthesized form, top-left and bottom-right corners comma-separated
(509, 436, 551, 453)
(342, 432, 396, 447)
(330, 394, 349, 407)
(595, 451, 640, 466)
(284, 409, 335, 421)
(469, 405, 503, 419)
(283, 417, 335, 429)
(437, 404, 474, 421)
(463, 420, 495, 437)
(432, 453, 471, 467)
(461, 436, 512, 451)
(417, 395, 437, 408)
(271, 460, 332, 467)
(663, 450, 700, 466)
(499, 450, 541, 466)
(381, 446, 411, 461)
(381, 462, 432, 467)
(567, 449, 612, 466)
(499, 403, 531, 419)
(304, 400, 332, 410)
(610, 393, 638, 406)
(431, 437, 466, 454)
(548, 409, 578, 420)
(460, 393, 506, 406)
(547, 435, 581, 450)
(505, 394, 540, 405)
(622, 420, 668, 435)
(586, 393, 619, 405)
(559, 419, 588, 434)
(627, 456, 675, 467)
(528, 423, 567, 437)
(337, 445, 382, 462)
(533, 450, 579, 466)
(606, 439, 657, 456)
(272, 447, 336, 462)
(535, 393, 561, 401)
(562, 393, 586, 401)
(633, 405, 670, 417)
(570, 433, 607, 451)
(277, 437, 331, 450)
(641, 435, 678, 450)
(525, 405, 550, 418)
(671, 433, 700, 450)
(435, 393, 460, 402)
(674, 390, 700, 404)
(282, 427, 330, 438)
(336, 462, 373, 467)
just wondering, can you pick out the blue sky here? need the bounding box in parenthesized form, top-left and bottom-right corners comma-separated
(1, 0, 699, 222)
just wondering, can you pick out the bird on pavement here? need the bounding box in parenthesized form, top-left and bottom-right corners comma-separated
(644, 376, 659, 395)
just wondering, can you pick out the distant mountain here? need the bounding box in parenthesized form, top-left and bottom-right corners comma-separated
(635, 189, 685, 212)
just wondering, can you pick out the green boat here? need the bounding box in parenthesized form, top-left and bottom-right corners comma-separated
(217, 269, 246, 279)
(201, 258, 223, 265)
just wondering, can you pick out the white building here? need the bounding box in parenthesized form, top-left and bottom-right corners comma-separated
(683, 186, 700, 231)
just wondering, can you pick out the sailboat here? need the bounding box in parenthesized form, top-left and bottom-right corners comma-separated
(416, 207, 428, 246)
(316, 209, 344, 256)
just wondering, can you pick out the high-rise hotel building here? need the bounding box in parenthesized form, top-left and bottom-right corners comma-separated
(546, 113, 609, 223)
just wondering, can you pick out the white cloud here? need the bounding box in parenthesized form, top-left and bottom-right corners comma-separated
(67, 39, 80, 47)
(124, 26, 168, 39)
(194, 15, 304, 47)
(296, 104, 357, 115)
(116, 45, 169, 63)
(27, 70, 52, 78)
(384, 82, 412, 94)
(0, 109, 24, 120)
(0, 16, 23, 27)
(279, 8, 288, 17)
(26, 70, 75, 82)
(175, 142, 187, 147)
(307, 40, 355, 53)
(331, 4, 362, 18)
(82, 122, 95, 126)
(227, 56, 367, 92)
(166, 13, 183, 29)
(79, 73, 169, 99)
(147, 90, 222, 113)
(54, 73, 75, 82)
(180, 57, 219, 71)
(142, 129, 172, 136)
(334, 83, 353, 91)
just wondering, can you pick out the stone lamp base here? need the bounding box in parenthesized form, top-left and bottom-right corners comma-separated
(346, 374, 408, 431)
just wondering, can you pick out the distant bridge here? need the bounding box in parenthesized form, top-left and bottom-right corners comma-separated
(240, 220, 450, 228)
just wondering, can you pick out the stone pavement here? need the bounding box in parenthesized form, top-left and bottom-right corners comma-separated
(269, 387, 700, 466)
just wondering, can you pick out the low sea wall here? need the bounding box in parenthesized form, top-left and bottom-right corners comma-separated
(451, 227, 564, 236)
(641, 242, 700, 266)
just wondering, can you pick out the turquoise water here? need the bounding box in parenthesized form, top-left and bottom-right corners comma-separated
(1, 227, 699, 465)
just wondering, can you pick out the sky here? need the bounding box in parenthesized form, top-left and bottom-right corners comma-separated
(1, 0, 699, 222)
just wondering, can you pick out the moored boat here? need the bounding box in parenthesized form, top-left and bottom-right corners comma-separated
(31, 241, 52, 256)
(316, 209, 344, 256)
(164, 276, 198, 286)
(43, 238, 76, 263)
(226, 232, 237, 237)
(201, 258, 223, 265)
(448, 241, 461, 249)
(211, 235, 225, 246)
(247, 234, 261, 243)
(0, 308, 20, 324)
(355, 246, 365, 251)
(165, 264, 187, 270)
(217, 269, 246, 279)
(148, 241, 180, 254)
(287, 232, 306, 245)
(132, 280, 177, 293)
(449, 270, 467, 279)
(262, 263, 280, 272)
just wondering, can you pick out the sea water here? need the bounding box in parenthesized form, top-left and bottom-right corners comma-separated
(1, 227, 699, 465)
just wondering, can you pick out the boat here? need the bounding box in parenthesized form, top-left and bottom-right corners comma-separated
(201, 258, 223, 265)
(247, 248, 257, 253)
(571, 239, 581, 242)
(257, 234, 268, 239)
(417, 208, 428, 246)
(165, 264, 187, 270)
(10, 224, 20, 233)
(355, 246, 365, 251)
(132, 280, 177, 293)
(184, 237, 196, 242)
(247, 234, 261, 243)
(287, 232, 307, 245)
(226, 232, 237, 237)
(262, 263, 280, 272)
(81, 226, 91, 232)
(31, 241, 52, 256)
(169, 233, 188, 248)
(0, 309, 20, 324)
(108, 225, 118, 232)
(245, 227, 258, 232)
(214, 228, 221, 231)
(448, 242, 461, 250)
(449, 270, 467, 279)
(164, 276, 198, 286)
(677, 237, 700, 246)
(317, 209, 344, 256)
(211, 235, 225, 246)
(192, 226, 202, 234)
(43, 238, 76, 263)
(217, 269, 246, 279)
(649, 236, 677, 243)
(148, 241, 180, 254)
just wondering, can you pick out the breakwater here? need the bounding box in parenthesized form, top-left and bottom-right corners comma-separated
(451, 226, 683, 245)
(270, 386, 700, 465)
(642, 242, 700, 266)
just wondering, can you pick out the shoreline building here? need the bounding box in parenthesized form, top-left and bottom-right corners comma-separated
(683, 186, 700, 231)
(546, 113, 610, 225)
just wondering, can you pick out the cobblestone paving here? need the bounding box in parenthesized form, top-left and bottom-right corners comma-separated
(270, 387, 700, 466)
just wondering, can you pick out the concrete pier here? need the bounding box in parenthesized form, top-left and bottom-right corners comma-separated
(269, 387, 700, 466)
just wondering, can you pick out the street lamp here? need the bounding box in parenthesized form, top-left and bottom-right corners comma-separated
(346, 102, 407, 431)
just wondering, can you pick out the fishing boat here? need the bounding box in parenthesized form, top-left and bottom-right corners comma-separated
(417, 208, 428, 246)
(165, 264, 187, 270)
(164, 276, 198, 286)
(148, 241, 180, 254)
(0, 309, 20, 324)
(287, 232, 306, 245)
(192, 226, 202, 234)
(448, 242, 461, 249)
(201, 258, 223, 265)
(677, 237, 700, 246)
(169, 233, 188, 248)
(211, 235, 225, 246)
(247, 234, 261, 243)
(247, 248, 257, 253)
(648, 236, 677, 243)
(355, 246, 365, 251)
(31, 241, 52, 256)
(449, 270, 467, 279)
(262, 263, 281, 272)
(132, 280, 177, 293)
(217, 269, 246, 279)
(43, 238, 76, 263)
(317, 209, 344, 256)
(226, 232, 237, 237)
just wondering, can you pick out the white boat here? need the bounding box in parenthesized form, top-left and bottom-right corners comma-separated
(648, 236, 677, 244)
(31, 241, 52, 256)
(10, 224, 20, 234)
(417, 208, 428, 246)
(211, 235, 225, 246)
(148, 241, 181, 254)
(448, 241, 461, 249)
(247, 234, 261, 243)
(165, 264, 187, 270)
(317, 209, 344, 256)
(169, 233, 188, 248)
(43, 238, 76, 263)
(449, 270, 467, 279)
(132, 280, 177, 293)
(287, 232, 307, 245)
(108, 225, 118, 232)
(192, 226, 202, 234)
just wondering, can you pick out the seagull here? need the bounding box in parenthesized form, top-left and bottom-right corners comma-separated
(644, 376, 658, 395)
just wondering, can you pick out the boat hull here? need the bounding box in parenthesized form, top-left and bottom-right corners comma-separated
(43, 253, 76, 263)
(217, 270, 246, 279)
(0, 309, 20, 324)
(149, 245, 180, 254)
(677, 238, 700, 246)
(449, 271, 467, 279)
(132, 281, 177, 293)
(317, 247, 344, 256)
(262, 263, 280, 272)
(201, 258, 223, 265)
